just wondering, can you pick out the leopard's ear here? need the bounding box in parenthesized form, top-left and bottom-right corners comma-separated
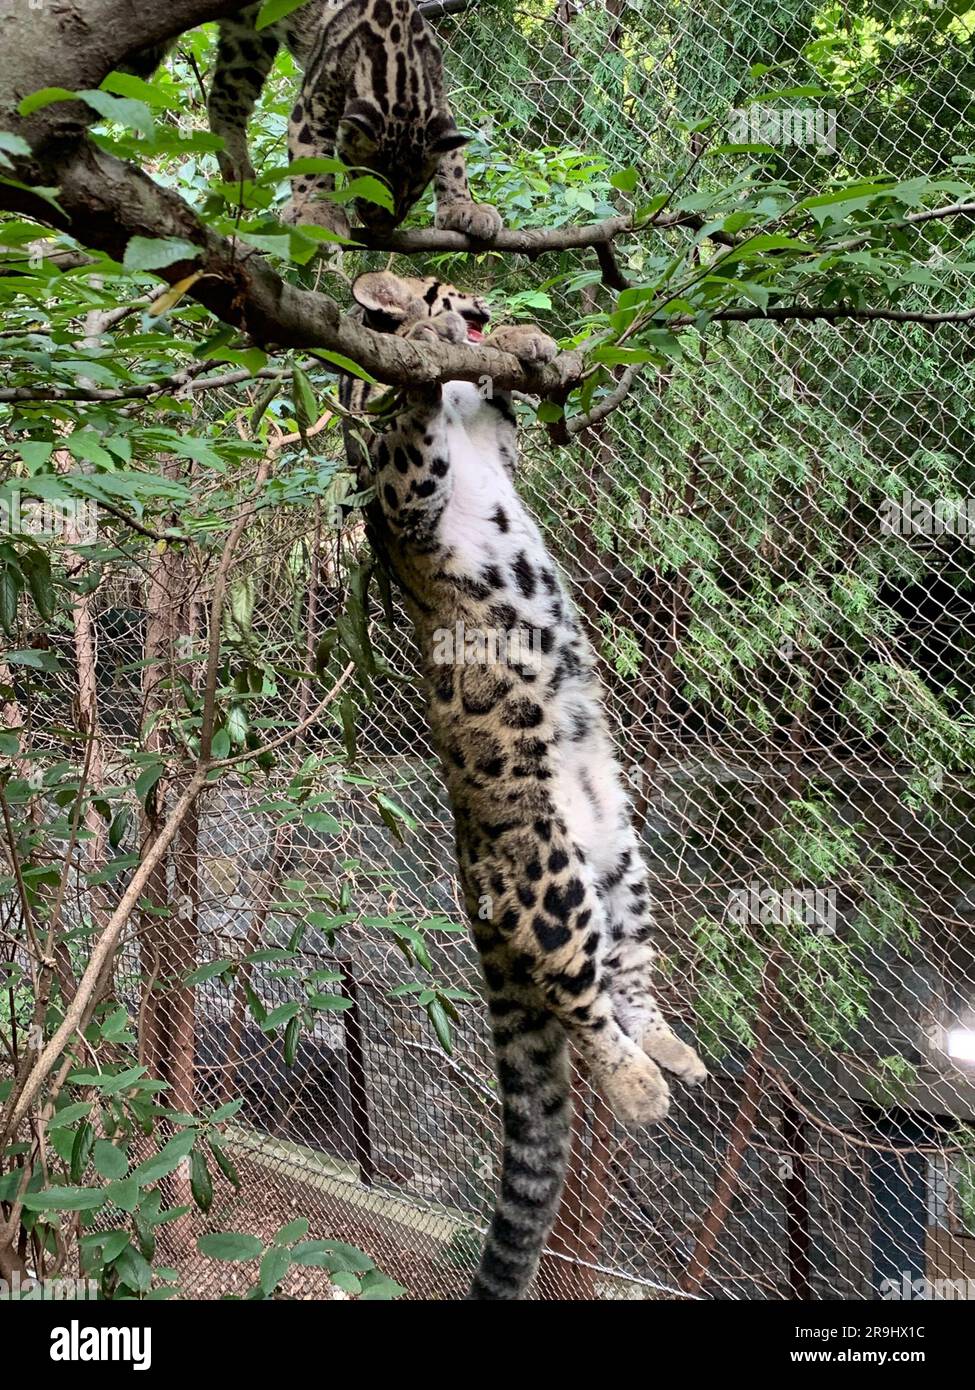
(427, 113, 470, 155)
(352, 272, 418, 321)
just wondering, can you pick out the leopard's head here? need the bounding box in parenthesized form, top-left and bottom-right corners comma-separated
(337, 101, 469, 232)
(351, 272, 491, 342)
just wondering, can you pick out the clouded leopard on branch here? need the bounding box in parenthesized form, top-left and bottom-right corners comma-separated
(131, 0, 501, 240)
(340, 272, 708, 1300)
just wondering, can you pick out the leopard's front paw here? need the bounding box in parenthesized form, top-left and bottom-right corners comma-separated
(435, 200, 503, 240)
(281, 198, 351, 241)
(484, 325, 559, 364)
(642, 1025, 708, 1086)
(406, 311, 469, 347)
(596, 1046, 671, 1126)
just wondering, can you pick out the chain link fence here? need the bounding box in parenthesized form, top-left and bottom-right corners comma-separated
(11, 0, 975, 1300)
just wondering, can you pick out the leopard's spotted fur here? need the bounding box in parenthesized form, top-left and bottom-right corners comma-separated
(341, 272, 707, 1300)
(132, 0, 500, 239)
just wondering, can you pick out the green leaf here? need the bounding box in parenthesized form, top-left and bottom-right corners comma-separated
(0, 131, 31, 164)
(123, 236, 200, 273)
(283, 1015, 300, 1067)
(70, 1121, 95, 1183)
(719, 234, 811, 265)
(17, 87, 77, 118)
(198, 1232, 264, 1262)
(210, 727, 231, 760)
(86, 853, 139, 886)
(373, 793, 417, 841)
(21, 549, 54, 622)
(292, 365, 318, 430)
(104, 1177, 140, 1212)
(291, 1239, 373, 1272)
(131, 1131, 195, 1185)
(46, 1102, 93, 1131)
(255, 0, 313, 31)
(93, 1140, 129, 1180)
(208, 1140, 241, 1190)
(98, 1229, 132, 1264)
(22, 1186, 106, 1212)
(310, 350, 377, 384)
(610, 167, 638, 193)
(115, 1242, 152, 1293)
(184, 958, 235, 985)
(307, 992, 353, 1012)
(18, 441, 54, 472)
(359, 1270, 407, 1300)
(99, 1006, 133, 1041)
(260, 1243, 291, 1294)
(100, 72, 176, 109)
(274, 1218, 309, 1245)
(4, 648, 61, 673)
(66, 430, 113, 467)
(78, 89, 155, 140)
(332, 175, 394, 213)
(261, 1000, 302, 1031)
(108, 808, 131, 852)
(190, 1149, 213, 1213)
(427, 998, 453, 1055)
(135, 762, 164, 807)
(0, 565, 22, 636)
(208, 1099, 244, 1124)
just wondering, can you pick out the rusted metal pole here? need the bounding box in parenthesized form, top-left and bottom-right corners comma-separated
(681, 956, 781, 1296)
(537, 1063, 613, 1299)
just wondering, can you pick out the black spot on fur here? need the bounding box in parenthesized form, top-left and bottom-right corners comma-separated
(503, 697, 543, 729)
(512, 552, 536, 598)
(551, 960, 596, 996)
(484, 820, 515, 841)
(543, 877, 586, 921)
(483, 962, 505, 991)
(533, 916, 571, 950)
(477, 754, 506, 777)
(498, 907, 519, 935)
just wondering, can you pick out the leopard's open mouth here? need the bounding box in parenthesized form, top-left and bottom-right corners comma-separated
(467, 326, 485, 343)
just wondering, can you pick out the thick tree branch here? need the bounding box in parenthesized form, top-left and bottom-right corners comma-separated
(0, 134, 584, 394)
(349, 209, 735, 263)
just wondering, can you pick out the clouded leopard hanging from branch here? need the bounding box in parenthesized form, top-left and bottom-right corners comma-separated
(340, 272, 708, 1299)
(132, 0, 501, 240)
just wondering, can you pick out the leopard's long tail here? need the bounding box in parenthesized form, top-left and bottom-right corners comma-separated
(467, 993, 572, 1300)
